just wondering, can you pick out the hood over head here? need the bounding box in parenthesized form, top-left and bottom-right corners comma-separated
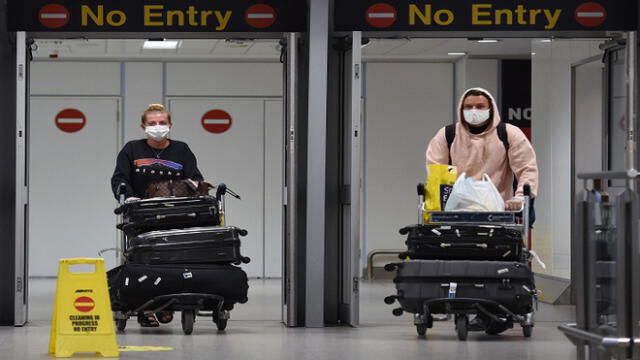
(457, 87, 501, 133)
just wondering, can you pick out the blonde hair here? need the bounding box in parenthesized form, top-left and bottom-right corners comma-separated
(141, 104, 172, 124)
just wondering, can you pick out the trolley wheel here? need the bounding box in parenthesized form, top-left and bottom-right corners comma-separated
(456, 315, 469, 341)
(212, 311, 228, 331)
(216, 318, 228, 331)
(242, 257, 251, 264)
(181, 310, 195, 335)
(416, 324, 427, 336)
(115, 318, 127, 332)
(522, 325, 533, 338)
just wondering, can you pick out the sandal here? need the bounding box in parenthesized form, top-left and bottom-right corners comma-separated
(137, 312, 159, 327)
(156, 311, 174, 324)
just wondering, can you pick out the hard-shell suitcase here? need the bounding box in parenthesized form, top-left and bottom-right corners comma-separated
(125, 226, 250, 265)
(399, 224, 523, 261)
(107, 263, 249, 312)
(115, 196, 220, 237)
(390, 260, 535, 315)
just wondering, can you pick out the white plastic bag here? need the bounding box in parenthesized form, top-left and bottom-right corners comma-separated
(444, 173, 505, 211)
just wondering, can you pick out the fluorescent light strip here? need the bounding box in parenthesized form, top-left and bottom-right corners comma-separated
(448, 52, 467, 56)
(143, 40, 182, 50)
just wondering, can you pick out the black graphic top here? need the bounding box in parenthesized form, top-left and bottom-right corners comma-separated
(111, 139, 204, 199)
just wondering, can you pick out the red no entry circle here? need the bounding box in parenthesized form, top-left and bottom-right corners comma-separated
(73, 296, 95, 313)
(202, 110, 233, 134)
(38, 4, 70, 29)
(365, 3, 397, 28)
(55, 109, 86, 133)
(245, 4, 277, 29)
(575, 2, 607, 27)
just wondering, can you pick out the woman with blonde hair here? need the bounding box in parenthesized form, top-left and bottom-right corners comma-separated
(110, 104, 204, 327)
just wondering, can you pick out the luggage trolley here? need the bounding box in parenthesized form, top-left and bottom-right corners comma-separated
(109, 183, 246, 334)
(384, 182, 538, 340)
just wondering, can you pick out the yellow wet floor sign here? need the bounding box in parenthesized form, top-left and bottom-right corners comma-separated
(49, 258, 119, 358)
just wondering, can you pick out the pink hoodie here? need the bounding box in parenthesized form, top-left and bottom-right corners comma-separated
(426, 88, 538, 199)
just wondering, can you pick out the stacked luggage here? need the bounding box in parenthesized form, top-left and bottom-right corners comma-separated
(108, 183, 250, 335)
(384, 183, 537, 340)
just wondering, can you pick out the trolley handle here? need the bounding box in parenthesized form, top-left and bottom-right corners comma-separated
(216, 183, 241, 201)
(417, 183, 425, 197)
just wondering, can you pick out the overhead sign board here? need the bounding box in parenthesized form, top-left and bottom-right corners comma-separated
(8, 1, 306, 32)
(334, 0, 637, 32)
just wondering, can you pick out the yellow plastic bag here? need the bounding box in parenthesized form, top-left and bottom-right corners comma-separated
(424, 164, 458, 223)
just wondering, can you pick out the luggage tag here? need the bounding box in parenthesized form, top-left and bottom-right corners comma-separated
(448, 282, 458, 298)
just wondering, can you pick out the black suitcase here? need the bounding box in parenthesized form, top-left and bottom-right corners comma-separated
(388, 260, 535, 316)
(107, 263, 249, 312)
(399, 224, 523, 261)
(115, 196, 220, 237)
(125, 226, 250, 265)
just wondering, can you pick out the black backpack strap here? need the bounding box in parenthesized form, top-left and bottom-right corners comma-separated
(496, 122, 519, 192)
(445, 124, 456, 165)
(496, 122, 509, 151)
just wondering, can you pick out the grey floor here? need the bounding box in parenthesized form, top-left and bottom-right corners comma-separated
(0, 278, 577, 359)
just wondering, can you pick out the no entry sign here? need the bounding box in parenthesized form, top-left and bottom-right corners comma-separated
(365, 3, 397, 28)
(55, 108, 86, 133)
(9, 0, 306, 32)
(245, 4, 277, 29)
(73, 296, 95, 313)
(38, 4, 70, 29)
(574, 2, 607, 27)
(334, 0, 637, 31)
(202, 110, 233, 134)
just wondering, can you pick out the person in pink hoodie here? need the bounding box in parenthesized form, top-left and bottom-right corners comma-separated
(426, 88, 538, 216)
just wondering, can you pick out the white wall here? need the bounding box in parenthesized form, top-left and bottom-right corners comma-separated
(531, 40, 604, 278)
(29, 60, 283, 278)
(363, 62, 454, 267)
(31, 62, 121, 96)
(166, 63, 282, 97)
(124, 62, 163, 142)
(455, 58, 499, 104)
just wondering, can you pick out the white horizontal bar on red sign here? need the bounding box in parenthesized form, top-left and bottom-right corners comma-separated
(247, 14, 275, 19)
(368, 13, 395, 18)
(57, 118, 84, 123)
(576, 12, 605, 17)
(40, 14, 68, 19)
(203, 119, 230, 124)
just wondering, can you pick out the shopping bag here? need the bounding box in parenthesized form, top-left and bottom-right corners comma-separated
(444, 173, 505, 212)
(424, 164, 458, 222)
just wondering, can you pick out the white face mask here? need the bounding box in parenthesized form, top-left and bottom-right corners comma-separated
(145, 125, 170, 141)
(463, 109, 491, 125)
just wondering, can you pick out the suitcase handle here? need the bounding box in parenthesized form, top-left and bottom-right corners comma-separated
(440, 242, 488, 249)
(154, 212, 198, 220)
